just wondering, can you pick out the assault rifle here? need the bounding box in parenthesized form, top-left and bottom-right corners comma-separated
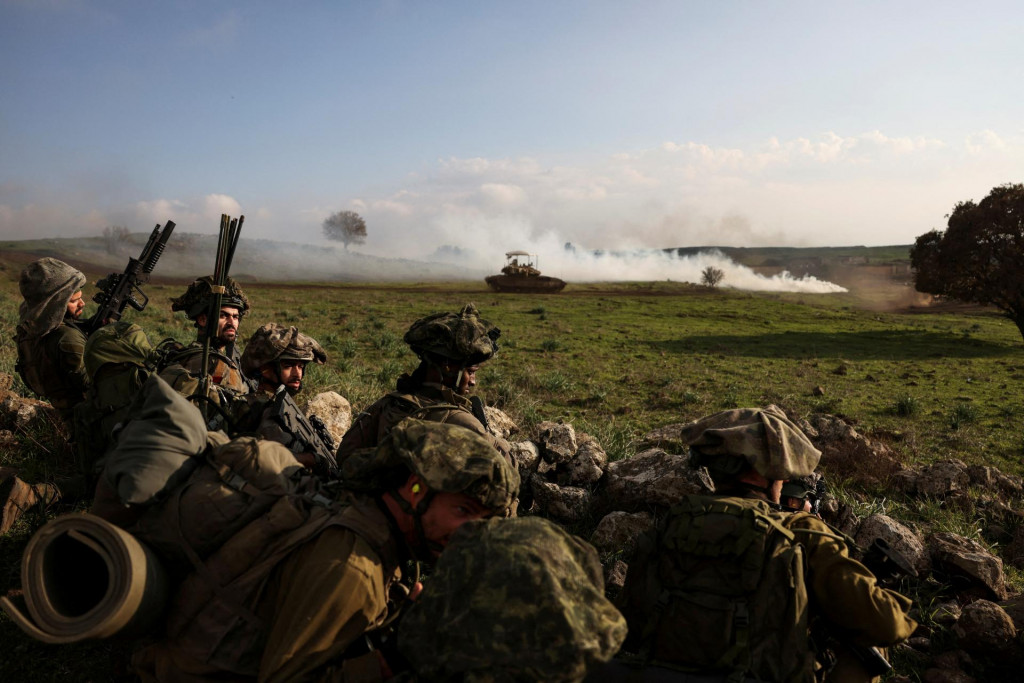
(268, 385, 339, 476)
(197, 214, 243, 421)
(83, 221, 175, 334)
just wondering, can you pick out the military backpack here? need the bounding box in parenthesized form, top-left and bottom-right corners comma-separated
(618, 495, 816, 683)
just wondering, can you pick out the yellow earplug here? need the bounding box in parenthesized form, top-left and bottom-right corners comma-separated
(412, 484, 421, 494)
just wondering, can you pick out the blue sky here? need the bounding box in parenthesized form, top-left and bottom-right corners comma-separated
(2, 0, 1022, 262)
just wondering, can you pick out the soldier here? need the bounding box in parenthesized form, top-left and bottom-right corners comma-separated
(235, 323, 335, 474)
(614, 406, 917, 683)
(132, 418, 519, 682)
(13, 257, 90, 422)
(398, 516, 627, 682)
(160, 275, 251, 397)
(337, 303, 510, 464)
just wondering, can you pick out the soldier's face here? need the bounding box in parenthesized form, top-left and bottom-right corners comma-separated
(66, 290, 84, 319)
(216, 307, 241, 343)
(263, 360, 306, 393)
(442, 362, 481, 395)
(418, 491, 492, 557)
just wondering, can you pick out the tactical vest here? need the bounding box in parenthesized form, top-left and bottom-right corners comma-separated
(160, 342, 251, 396)
(73, 364, 150, 480)
(14, 322, 89, 417)
(619, 495, 816, 683)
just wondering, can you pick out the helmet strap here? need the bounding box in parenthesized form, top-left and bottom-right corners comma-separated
(388, 486, 443, 558)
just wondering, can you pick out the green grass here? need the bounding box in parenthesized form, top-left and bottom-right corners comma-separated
(2, 272, 1024, 678)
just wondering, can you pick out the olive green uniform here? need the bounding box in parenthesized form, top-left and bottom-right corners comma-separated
(338, 381, 509, 463)
(15, 319, 90, 422)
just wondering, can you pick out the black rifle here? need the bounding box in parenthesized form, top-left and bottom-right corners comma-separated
(198, 214, 243, 421)
(267, 385, 339, 476)
(83, 221, 175, 334)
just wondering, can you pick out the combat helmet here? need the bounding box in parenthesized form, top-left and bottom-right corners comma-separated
(681, 405, 821, 481)
(404, 303, 500, 366)
(398, 517, 627, 682)
(240, 323, 327, 375)
(170, 275, 250, 321)
(17, 258, 87, 337)
(340, 418, 520, 553)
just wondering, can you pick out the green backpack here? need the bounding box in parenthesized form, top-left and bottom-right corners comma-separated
(618, 495, 816, 683)
(73, 322, 155, 480)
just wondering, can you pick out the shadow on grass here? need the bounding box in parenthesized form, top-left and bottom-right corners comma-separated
(652, 330, 1017, 360)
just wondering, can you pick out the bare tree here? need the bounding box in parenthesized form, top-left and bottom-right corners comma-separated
(701, 266, 725, 288)
(322, 210, 367, 250)
(102, 225, 131, 254)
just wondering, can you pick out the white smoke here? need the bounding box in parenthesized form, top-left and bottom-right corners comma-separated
(536, 246, 846, 293)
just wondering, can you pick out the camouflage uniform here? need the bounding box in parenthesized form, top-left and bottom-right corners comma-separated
(397, 516, 627, 682)
(13, 258, 90, 421)
(337, 303, 510, 464)
(233, 323, 334, 473)
(616, 407, 917, 682)
(134, 419, 519, 683)
(159, 275, 252, 397)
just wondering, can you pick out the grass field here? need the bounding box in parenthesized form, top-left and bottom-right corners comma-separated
(1, 269, 1022, 680)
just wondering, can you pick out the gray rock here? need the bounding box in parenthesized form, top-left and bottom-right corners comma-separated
(509, 440, 540, 473)
(933, 601, 962, 625)
(536, 421, 577, 465)
(922, 669, 976, 683)
(529, 475, 591, 523)
(805, 413, 900, 484)
(483, 405, 518, 440)
(831, 503, 862, 539)
(567, 435, 608, 485)
(966, 464, 1023, 499)
(854, 513, 930, 575)
(598, 448, 714, 513)
(0, 394, 60, 432)
(929, 532, 1007, 601)
(915, 460, 971, 497)
(590, 511, 653, 555)
(638, 422, 688, 452)
(305, 391, 352, 446)
(953, 599, 1017, 655)
(907, 636, 931, 651)
(603, 560, 628, 597)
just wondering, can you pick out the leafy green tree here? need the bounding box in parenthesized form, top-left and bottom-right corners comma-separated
(322, 210, 367, 250)
(911, 183, 1024, 340)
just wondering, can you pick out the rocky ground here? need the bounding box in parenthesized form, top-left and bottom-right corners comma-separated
(2, 381, 1022, 682)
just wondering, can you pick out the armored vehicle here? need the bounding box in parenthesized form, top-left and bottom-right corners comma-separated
(485, 251, 566, 293)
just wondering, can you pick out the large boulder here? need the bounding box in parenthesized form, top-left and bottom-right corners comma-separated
(854, 513, 930, 576)
(304, 391, 352, 446)
(928, 532, 1007, 601)
(566, 434, 607, 486)
(529, 475, 591, 523)
(590, 511, 653, 555)
(953, 599, 1017, 655)
(638, 422, 689, 452)
(907, 460, 971, 498)
(597, 448, 713, 513)
(483, 405, 518, 440)
(508, 440, 541, 473)
(536, 421, 577, 465)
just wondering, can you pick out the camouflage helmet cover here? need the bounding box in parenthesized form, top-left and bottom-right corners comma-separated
(240, 323, 327, 374)
(340, 418, 519, 513)
(404, 303, 500, 365)
(17, 258, 87, 337)
(170, 275, 250, 320)
(397, 517, 627, 682)
(680, 404, 821, 480)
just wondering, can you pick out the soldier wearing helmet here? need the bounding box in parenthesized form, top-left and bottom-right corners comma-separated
(256, 419, 518, 680)
(337, 303, 511, 465)
(131, 418, 518, 682)
(615, 406, 917, 683)
(233, 323, 335, 474)
(13, 258, 91, 422)
(159, 275, 252, 398)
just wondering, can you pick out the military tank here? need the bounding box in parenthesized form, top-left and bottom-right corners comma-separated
(485, 251, 566, 293)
